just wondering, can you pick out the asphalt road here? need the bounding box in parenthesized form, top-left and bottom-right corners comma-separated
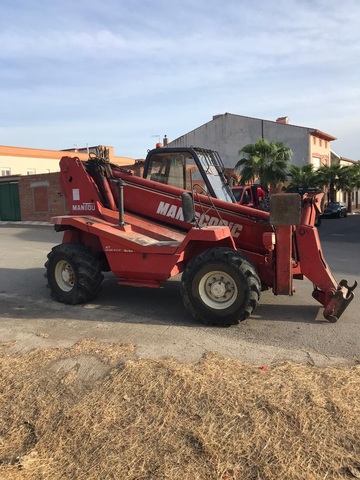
(0, 215, 359, 367)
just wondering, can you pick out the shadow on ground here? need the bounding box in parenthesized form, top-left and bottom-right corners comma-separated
(0, 268, 324, 328)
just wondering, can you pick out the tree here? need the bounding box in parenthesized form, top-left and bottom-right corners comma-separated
(235, 138, 292, 190)
(287, 163, 319, 191)
(351, 161, 360, 185)
(315, 161, 348, 203)
(337, 163, 360, 213)
(353, 163, 360, 207)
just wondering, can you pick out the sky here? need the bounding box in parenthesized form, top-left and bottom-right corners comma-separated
(1, 0, 359, 160)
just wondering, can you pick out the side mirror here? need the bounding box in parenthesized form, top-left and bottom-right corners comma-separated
(182, 192, 195, 224)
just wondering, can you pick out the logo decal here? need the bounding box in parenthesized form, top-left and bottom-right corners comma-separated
(156, 201, 243, 238)
(72, 203, 96, 211)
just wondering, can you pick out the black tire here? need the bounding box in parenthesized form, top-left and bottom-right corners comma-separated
(45, 244, 104, 304)
(181, 247, 261, 327)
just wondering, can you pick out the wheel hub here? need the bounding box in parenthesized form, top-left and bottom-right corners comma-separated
(200, 272, 237, 308)
(210, 280, 227, 299)
(62, 266, 74, 285)
(55, 260, 75, 292)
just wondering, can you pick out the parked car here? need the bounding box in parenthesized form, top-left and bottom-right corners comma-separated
(322, 202, 348, 218)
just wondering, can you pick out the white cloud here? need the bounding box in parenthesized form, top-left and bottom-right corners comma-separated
(0, 0, 360, 159)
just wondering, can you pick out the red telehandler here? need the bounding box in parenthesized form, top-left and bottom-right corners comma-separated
(45, 146, 356, 327)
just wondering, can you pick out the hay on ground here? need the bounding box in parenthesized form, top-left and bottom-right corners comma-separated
(0, 339, 359, 479)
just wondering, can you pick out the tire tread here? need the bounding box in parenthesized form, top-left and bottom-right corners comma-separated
(181, 247, 261, 327)
(45, 243, 104, 304)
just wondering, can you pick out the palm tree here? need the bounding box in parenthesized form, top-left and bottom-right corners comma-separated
(337, 163, 360, 213)
(235, 138, 292, 191)
(353, 163, 360, 208)
(287, 164, 319, 192)
(315, 161, 347, 203)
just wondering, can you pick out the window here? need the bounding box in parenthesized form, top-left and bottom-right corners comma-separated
(146, 153, 186, 189)
(325, 141, 328, 148)
(312, 157, 321, 170)
(144, 150, 234, 203)
(313, 137, 316, 145)
(27, 168, 36, 175)
(319, 139, 322, 147)
(1, 168, 11, 176)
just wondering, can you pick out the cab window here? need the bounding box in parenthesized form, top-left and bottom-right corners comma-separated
(145, 153, 187, 189)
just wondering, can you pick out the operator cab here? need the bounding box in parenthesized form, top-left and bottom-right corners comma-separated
(143, 147, 236, 204)
(232, 186, 254, 206)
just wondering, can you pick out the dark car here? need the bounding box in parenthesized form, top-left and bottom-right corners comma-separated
(322, 202, 348, 218)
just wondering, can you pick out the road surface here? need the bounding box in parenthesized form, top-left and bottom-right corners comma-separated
(0, 215, 359, 367)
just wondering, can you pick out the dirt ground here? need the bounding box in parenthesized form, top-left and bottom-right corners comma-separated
(1, 338, 359, 480)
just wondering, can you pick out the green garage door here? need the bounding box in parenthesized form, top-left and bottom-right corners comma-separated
(0, 183, 21, 221)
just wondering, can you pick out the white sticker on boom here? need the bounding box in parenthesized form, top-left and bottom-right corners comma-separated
(73, 188, 80, 201)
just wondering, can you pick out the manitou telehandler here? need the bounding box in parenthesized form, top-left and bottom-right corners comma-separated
(45, 146, 356, 327)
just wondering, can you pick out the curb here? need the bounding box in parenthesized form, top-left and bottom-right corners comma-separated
(0, 221, 52, 227)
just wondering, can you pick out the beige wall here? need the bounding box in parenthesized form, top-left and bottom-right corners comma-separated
(309, 135, 331, 169)
(0, 145, 135, 177)
(0, 155, 64, 176)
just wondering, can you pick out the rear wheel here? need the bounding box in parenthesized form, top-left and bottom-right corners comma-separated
(181, 247, 261, 327)
(45, 244, 103, 304)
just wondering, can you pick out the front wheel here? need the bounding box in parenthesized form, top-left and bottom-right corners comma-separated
(181, 247, 261, 327)
(45, 244, 104, 304)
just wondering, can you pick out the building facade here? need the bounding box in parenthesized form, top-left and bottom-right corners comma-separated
(0, 145, 135, 221)
(168, 113, 336, 169)
(0, 145, 134, 177)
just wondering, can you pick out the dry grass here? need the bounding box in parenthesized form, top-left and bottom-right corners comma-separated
(0, 339, 359, 480)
